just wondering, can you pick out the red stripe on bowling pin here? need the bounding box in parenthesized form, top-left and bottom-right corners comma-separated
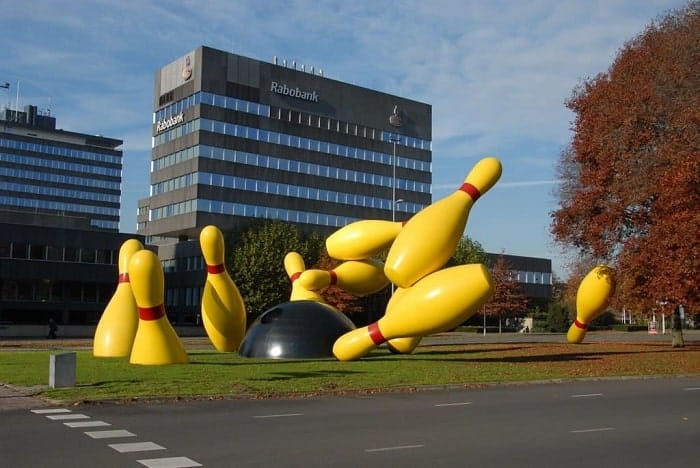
(118, 273, 130, 283)
(329, 270, 338, 285)
(207, 263, 226, 274)
(138, 304, 165, 321)
(574, 319, 588, 330)
(289, 271, 301, 282)
(368, 322, 387, 345)
(460, 182, 481, 201)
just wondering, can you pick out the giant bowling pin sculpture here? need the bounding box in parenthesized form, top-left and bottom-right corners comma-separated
(93, 239, 143, 357)
(333, 264, 494, 361)
(298, 259, 390, 297)
(567, 265, 616, 344)
(129, 250, 189, 365)
(284, 252, 326, 302)
(326, 220, 403, 260)
(199, 225, 246, 351)
(385, 157, 502, 288)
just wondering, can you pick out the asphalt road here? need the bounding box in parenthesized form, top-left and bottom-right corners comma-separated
(2, 376, 698, 467)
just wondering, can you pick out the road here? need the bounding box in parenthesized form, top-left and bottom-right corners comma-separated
(2, 376, 698, 467)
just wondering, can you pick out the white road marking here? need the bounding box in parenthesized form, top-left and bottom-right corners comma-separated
(137, 457, 203, 468)
(434, 402, 472, 407)
(31, 408, 71, 414)
(683, 387, 700, 391)
(109, 442, 166, 453)
(64, 421, 111, 428)
(253, 413, 304, 418)
(46, 413, 90, 420)
(571, 393, 604, 398)
(365, 444, 425, 453)
(570, 427, 615, 433)
(85, 429, 136, 439)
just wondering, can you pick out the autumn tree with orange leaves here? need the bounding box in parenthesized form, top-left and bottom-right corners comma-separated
(551, 2, 699, 316)
(484, 255, 528, 332)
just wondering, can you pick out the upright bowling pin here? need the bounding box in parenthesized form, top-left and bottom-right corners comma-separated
(567, 265, 616, 344)
(93, 239, 143, 357)
(199, 225, 247, 352)
(326, 220, 403, 260)
(333, 264, 494, 361)
(129, 250, 189, 365)
(385, 157, 502, 288)
(285, 252, 325, 302)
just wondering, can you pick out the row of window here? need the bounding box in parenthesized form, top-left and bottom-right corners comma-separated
(508, 270, 552, 285)
(153, 145, 430, 195)
(165, 287, 203, 307)
(148, 198, 358, 229)
(0, 137, 122, 165)
(0, 195, 120, 217)
(153, 118, 432, 174)
(161, 255, 206, 273)
(1, 278, 114, 303)
(155, 91, 431, 151)
(3, 181, 120, 204)
(0, 240, 117, 264)
(0, 165, 121, 191)
(1, 152, 122, 178)
(151, 171, 424, 214)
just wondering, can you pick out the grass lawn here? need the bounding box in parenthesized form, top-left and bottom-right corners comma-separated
(2, 337, 699, 405)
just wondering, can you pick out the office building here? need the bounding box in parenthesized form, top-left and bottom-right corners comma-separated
(0, 104, 137, 327)
(137, 46, 433, 241)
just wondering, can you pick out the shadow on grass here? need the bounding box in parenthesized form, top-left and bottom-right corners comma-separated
(248, 369, 364, 382)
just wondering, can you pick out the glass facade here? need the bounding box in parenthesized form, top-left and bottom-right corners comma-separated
(0, 107, 123, 231)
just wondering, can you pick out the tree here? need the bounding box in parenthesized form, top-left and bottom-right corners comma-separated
(227, 221, 323, 319)
(446, 236, 489, 267)
(551, 3, 699, 316)
(484, 255, 529, 332)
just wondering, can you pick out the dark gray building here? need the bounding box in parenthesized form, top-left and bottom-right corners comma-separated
(137, 46, 433, 242)
(0, 104, 138, 327)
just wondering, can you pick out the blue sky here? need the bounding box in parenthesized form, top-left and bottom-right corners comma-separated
(1, 0, 687, 278)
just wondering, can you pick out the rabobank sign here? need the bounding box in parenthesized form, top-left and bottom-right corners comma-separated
(156, 112, 184, 133)
(270, 81, 319, 102)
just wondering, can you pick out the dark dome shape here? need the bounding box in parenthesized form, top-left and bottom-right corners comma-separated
(239, 301, 356, 358)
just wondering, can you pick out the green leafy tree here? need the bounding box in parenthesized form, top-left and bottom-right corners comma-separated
(227, 221, 323, 319)
(446, 236, 489, 267)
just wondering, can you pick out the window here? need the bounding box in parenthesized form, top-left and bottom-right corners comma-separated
(80, 248, 96, 264)
(12, 242, 28, 259)
(30, 244, 46, 260)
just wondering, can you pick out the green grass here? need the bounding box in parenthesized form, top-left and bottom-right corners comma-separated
(2, 340, 699, 404)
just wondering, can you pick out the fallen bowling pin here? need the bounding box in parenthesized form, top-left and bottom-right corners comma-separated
(333, 264, 494, 361)
(93, 239, 143, 357)
(385, 287, 422, 354)
(284, 252, 325, 302)
(567, 265, 616, 344)
(129, 249, 189, 365)
(199, 225, 246, 352)
(329, 259, 389, 296)
(385, 157, 502, 288)
(326, 220, 403, 260)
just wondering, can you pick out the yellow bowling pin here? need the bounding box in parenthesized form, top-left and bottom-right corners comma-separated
(326, 220, 403, 260)
(93, 239, 143, 357)
(329, 259, 389, 296)
(199, 225, 247, 352)
(385, 287, 422, 354)
(129, 250, 189, 365)
(567, 265, 616, 344)
(333, 264, 494, 361)
(385, 157, 502, 288)
(285, 252, 325, 302)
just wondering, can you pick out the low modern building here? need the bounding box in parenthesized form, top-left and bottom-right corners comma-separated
(0, 104, 138, 327)
(485, 253, 553, 309)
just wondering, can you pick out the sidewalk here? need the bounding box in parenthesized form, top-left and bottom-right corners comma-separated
(0, 383, 51, 411)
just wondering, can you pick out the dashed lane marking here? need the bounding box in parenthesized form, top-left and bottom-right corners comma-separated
(46, 413, 91, 420)
(253, 412, 304, 418)
(109, 441, 166, 453)
(31, 408, 72, 414)
(434, 402, 472, 407)
(365, 444, 425, 453)
(85, 429, 136, 439)
(136, 456, 203, 467)
(64, 420, 112, 428)
(570, 393, 604, 398)
(570, 427, 615, 433)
